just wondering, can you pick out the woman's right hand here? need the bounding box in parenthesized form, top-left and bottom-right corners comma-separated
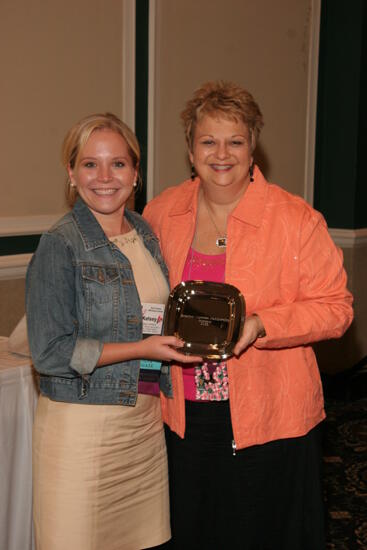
(138, 335, 202, 363)
(97, 336, 202, 367)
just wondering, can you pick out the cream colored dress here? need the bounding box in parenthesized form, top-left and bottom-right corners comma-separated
(33, 228, 170, 550)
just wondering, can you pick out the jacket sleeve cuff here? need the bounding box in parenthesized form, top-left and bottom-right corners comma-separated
(70, 338, 103, 375)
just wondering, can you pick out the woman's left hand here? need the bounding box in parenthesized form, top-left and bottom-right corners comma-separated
(233, 314, 265, 357)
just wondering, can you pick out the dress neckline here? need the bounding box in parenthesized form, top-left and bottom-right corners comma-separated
(189, 247, 226, 259)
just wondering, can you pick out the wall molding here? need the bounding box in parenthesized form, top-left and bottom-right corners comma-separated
(304, 0, 321, 206)
(1, 228, 365, 281)
(147, 0, 156, 203)
(329, 228, 367, 248)
(122, 0, 136, 131)
(0, 254, 32, 281)
(0, 214, 64, 237)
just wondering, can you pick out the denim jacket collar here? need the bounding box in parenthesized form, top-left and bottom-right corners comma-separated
(72, 198, 153, 251)
(72, 198, 109, 251)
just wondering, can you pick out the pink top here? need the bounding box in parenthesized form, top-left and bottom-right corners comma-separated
(181, 248, 226, 400)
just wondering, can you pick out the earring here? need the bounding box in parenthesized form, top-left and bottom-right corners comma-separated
(191, 165, 196, 181)
(249, 163, 254, 183)
(68, 178, 76, 188)
(133, 181, 137, 188)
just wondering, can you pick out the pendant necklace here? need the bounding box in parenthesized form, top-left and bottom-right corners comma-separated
(202, 195, 227, 248)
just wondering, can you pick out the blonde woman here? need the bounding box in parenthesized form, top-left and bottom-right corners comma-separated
(26, 113, 200, 550)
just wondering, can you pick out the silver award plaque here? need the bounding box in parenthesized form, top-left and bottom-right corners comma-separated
(164, 280, 245, 360)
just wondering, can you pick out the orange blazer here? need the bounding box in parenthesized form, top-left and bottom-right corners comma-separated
(143, 166, 353, 450)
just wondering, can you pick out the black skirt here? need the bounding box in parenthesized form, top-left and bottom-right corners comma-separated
(163, 400, 325, 550)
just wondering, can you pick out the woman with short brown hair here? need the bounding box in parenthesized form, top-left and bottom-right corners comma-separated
(144, 81, 353, 549)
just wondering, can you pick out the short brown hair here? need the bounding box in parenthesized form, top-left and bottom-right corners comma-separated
(62, 112, 140, 207)
(181, 80, 264, 151)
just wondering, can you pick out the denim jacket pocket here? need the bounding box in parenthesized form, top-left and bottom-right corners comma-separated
(82, 265, 120, 304)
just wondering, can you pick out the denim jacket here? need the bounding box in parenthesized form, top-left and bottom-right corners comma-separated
(26, 198, 172, 406)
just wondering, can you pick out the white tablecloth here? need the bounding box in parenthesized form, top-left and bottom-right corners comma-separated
(0, 337, 38, 550)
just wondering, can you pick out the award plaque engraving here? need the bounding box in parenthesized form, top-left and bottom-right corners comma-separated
(164, 280, 245, 360)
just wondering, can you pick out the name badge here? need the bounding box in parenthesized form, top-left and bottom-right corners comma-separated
(141, 303, 165, 371)
(142, 303, 165, 335)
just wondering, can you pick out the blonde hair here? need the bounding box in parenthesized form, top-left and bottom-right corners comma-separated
(62, 112, 140, 207)
(181, 80, 264, 152)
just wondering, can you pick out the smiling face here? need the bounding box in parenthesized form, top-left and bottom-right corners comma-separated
(68, 129, 137, 224)
(189, 114, 253, 193)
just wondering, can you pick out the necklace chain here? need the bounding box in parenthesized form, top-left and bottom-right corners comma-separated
(202, 194, 227, 248)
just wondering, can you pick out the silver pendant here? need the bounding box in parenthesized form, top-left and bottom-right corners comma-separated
(216, 237, 227, 248)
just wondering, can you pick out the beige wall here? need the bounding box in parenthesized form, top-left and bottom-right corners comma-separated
(153, 0, 314, 197)
(0, 1, 364, 375)
(315, 243, 367, 374)
(0, 0, 125, 335)
(0, 279, 25, 336)
(0, 0, 124, 218)
(151, 0, 365, 374)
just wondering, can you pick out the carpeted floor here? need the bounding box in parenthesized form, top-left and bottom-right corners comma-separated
(322, 367, 367, 549)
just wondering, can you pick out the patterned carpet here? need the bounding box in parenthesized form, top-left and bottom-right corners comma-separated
(322, 366, 367, 549)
